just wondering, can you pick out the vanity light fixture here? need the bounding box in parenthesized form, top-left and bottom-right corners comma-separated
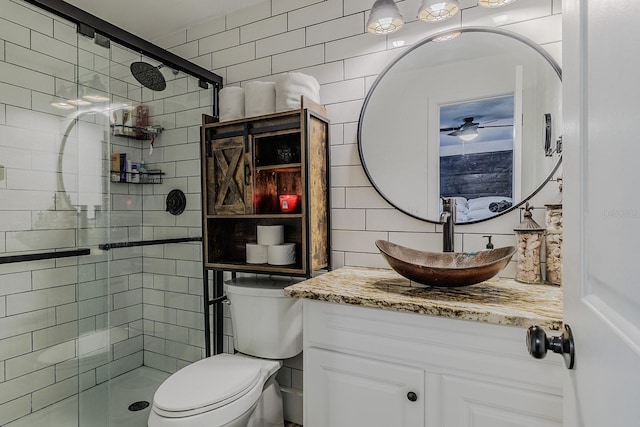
(82, 75, 110, 102)
(67, 90, 92, 107)
(367, 0, 404, 35)
(51, 77, 111, 109)
(478, 0, 517, 8)
(50, 86, 78, 110)
(418, 0, 460, 23)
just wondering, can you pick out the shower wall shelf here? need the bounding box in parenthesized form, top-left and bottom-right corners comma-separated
(109, 170, 164, 184)
(111, 124, 163, 140)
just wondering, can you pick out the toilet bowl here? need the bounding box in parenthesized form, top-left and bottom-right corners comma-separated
(148, 276, 302, 427)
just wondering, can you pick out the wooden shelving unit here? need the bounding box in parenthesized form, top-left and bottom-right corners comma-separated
(200, 97, 331, 276)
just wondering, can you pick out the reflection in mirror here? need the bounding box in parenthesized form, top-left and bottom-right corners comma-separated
(439, 95, 515, 222)
(358, 27, 562, 224)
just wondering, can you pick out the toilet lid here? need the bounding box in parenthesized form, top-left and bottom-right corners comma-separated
(153, 354, 262, 413)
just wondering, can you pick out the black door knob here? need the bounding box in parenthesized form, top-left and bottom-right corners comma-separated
(526, 324, 575, 369)
(407, 391, 418, 402)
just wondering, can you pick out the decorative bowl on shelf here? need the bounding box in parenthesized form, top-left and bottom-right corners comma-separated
(375, 240, 516, 287)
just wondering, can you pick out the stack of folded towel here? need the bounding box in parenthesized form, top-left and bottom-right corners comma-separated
(219, 86, 245, 122)
(245, 81, 276, 117)
(275, 72, 320, 112)
(218, 72, 321, 122)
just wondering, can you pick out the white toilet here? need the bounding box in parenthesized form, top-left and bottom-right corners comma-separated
(148, 276, 303, 427)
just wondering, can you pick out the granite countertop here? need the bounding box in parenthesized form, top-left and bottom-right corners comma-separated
(284, 266, 563, 331)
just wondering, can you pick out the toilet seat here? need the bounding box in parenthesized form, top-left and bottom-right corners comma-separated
(151, 353, 282, 425)
(153, 354, 264, 418)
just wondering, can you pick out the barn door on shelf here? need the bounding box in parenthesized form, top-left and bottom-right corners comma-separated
(207, 135, 252, 215)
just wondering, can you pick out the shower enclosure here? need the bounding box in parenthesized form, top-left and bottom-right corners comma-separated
(0, 1, 220, 425)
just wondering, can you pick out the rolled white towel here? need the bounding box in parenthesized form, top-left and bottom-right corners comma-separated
(245, 81, 276, 117)
(219, 86, 245, 121)
(275, 72, 320, 112)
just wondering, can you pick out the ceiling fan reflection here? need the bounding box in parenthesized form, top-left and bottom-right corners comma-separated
(440, 117, 512, 141)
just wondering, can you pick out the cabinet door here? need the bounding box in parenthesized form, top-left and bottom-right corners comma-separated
(441, 375, 562, 427)
(307, 113, 329, 270)
(305, 348, 424, 427)
(208, 135, 252, 215)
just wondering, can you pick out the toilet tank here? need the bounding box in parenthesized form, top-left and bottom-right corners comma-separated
(224, 276, 303, 359)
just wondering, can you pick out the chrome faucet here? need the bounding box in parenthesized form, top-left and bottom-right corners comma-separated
(439, 198, 456, 252)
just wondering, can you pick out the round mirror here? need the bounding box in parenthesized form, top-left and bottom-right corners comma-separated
(358, 27, 562, 224)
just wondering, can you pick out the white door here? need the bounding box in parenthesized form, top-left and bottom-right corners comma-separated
(562, 1, 640, 426)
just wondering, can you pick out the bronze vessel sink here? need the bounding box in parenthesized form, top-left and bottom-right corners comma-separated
(375, 240, 516, 287)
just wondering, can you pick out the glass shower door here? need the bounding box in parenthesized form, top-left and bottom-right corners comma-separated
(1, 2, 215, 425)
(73, 33, 113, 427)
(0, 3, 112, 426)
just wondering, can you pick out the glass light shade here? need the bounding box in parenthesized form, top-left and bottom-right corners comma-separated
(457, 128, 479, 141)
(367, 0, 404, 34)
(418, 0, 460, 22)
(478, 0, 517, 8)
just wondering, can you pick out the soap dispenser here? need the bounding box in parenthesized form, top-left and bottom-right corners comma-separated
(544, 177, 563, 285)
(514, 203, 545, 284)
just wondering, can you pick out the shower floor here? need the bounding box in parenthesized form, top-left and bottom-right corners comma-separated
(6, 367, 170, 427)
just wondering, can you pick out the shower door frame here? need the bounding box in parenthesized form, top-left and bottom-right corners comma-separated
(24, 0, 223, 93)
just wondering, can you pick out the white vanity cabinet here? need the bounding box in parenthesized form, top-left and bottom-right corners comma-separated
(303, 300, 563, 427)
